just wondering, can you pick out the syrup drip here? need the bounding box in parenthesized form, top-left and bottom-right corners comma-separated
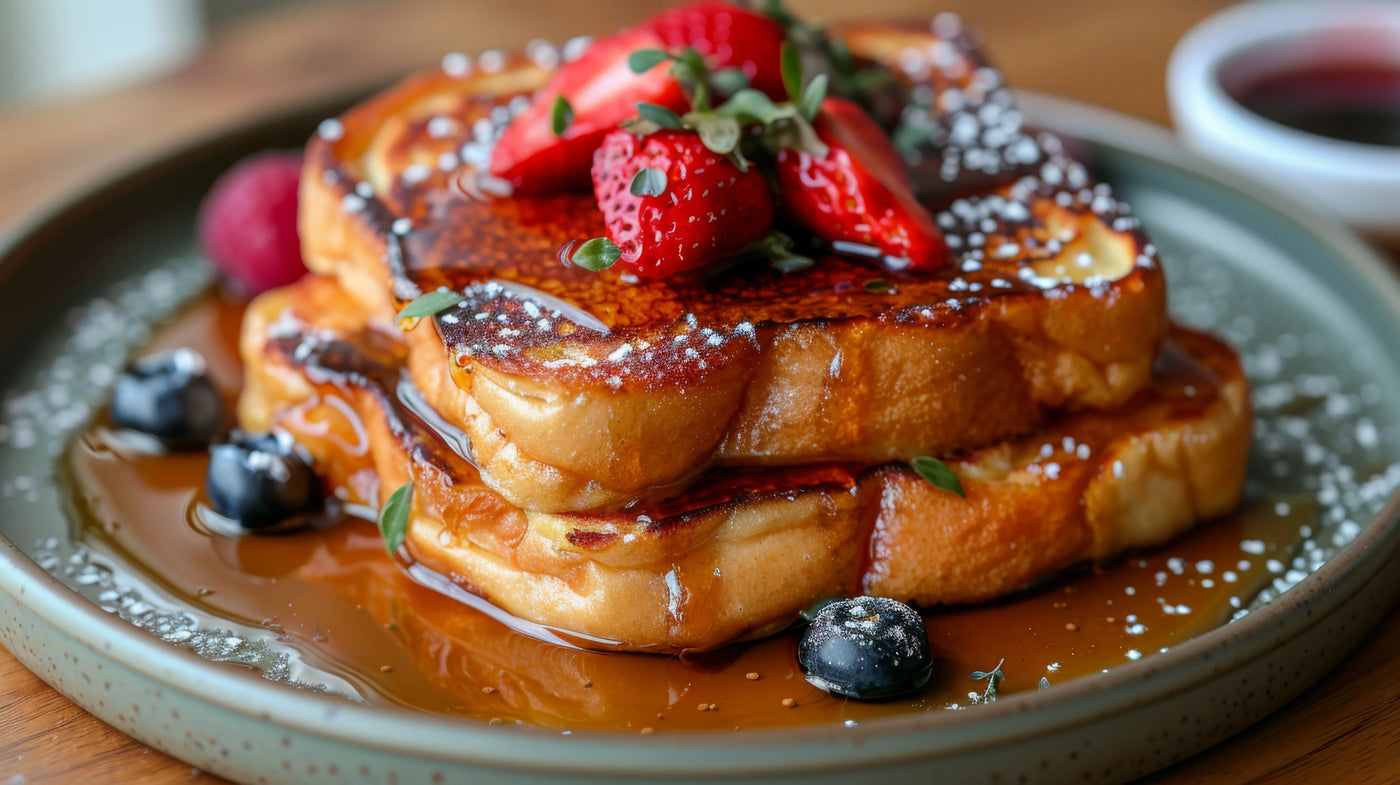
(62, 294, 1305, 732)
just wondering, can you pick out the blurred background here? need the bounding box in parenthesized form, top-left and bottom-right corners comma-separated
(0, 0, 289, 104)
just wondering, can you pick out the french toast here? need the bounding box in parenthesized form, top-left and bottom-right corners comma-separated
(239, 275, 1249, 652)
(230, 7, 1254, 653)
(296, 21, 1168, 513)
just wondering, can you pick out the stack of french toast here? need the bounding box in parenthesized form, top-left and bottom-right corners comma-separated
(237, 5, 1250, 652)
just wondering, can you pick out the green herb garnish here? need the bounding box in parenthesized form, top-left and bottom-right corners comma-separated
(760, 0, 797, 28)
(377, 482, 414, 555)
(550, 95, 574, 136)
(780, 41, 804, 104)
(799, 596, 839, 621)
(969, 659, 1005, 703)
(396, 289, 462, 324)
(799, 73, 829, 122)
(910, 456, 965, 497)
(570, 237, 622, 271)
(629, 167, 667, 197)
(710, 66, 750, 95)
(635, 101, 683, 129)
(863, 279, 893, 294)
(628, 48, 671, 73)
(744, 231, 815, 273)
(690, 114, 742, 156)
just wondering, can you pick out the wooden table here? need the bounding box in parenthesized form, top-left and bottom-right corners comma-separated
(3, 1, 1398, 782)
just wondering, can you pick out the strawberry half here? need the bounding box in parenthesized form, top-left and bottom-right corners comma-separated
(645, 1, 788, 101)
(590, 128, 773, 279)
(490, 27, 686, 194)
(775, 97, 948, 271)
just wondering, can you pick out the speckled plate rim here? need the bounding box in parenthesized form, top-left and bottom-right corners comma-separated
(1, 91, 1399, 779)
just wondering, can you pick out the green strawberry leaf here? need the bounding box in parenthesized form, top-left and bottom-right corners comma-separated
(396, 289, 462, 323)
(377, 481, 414, 555)
(570, 237, 622, 271)
(910, 456, 966, 497)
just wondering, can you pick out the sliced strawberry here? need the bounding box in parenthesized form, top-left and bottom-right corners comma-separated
(490, 27, 687, 194)
(775, 97, 948, 271)
(645, 1, 788, 100)
(591, 128, 773, 279)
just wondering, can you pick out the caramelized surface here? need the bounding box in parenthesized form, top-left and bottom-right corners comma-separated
(285, 24, 1174, 514)
(65, 294, 1288, 729)
(303, 25, 1162, 384)
(238, 276, 1249, 650)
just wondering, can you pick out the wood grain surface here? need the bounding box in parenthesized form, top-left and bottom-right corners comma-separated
(3, 1, 1399, 782)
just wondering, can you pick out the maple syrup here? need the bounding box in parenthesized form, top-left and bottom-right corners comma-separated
(60, 293, 1306, 732)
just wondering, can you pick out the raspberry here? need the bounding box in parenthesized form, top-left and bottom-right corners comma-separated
(197, 151, 306, 294)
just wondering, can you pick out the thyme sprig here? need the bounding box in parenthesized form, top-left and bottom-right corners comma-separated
(622, 41, 830, 168)
(968, 658, 1006, 704)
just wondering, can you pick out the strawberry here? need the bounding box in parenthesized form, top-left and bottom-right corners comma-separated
(489, 27, 687, 194)
(775, 97, 948, 271)
(645, 1, 788, 101)
(589, 128, 773, 279)
(197, 151, 306, 295)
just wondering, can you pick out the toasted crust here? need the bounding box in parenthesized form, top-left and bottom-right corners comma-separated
(296, 24, 1168, 513)
(240, 276, 1249, 651)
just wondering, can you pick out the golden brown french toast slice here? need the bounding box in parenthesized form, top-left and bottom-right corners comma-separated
(240, 276, 1247, 652)
(296, 22, 1168, 513)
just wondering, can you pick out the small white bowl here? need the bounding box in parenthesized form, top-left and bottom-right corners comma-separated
(1168, 1, 1400, 237)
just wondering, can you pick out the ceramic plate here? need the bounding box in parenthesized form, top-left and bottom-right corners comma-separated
(1, 93, 1399, 784)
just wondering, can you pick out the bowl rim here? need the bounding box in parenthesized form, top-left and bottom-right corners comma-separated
(1167, 0, 1400, 178)
(2, 90, 1400, 778)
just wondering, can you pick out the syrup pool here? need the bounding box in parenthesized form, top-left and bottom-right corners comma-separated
(61, 292, 1306, 732)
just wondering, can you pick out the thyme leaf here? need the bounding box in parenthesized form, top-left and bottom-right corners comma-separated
(800, 73, 829, 122)
(910, 455, 966, 497)
(780, 41, 804, 103)
(630, 167, 667, 197)
(550, 95, 574, 136)
(396, 289, 461, 324)
(628, 48, 671, 73)
(570, 237, 622, 271)
(377, 482, 414, 555)
(636, 101, 683, 129)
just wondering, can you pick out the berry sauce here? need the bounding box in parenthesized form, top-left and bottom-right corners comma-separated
(1230, 64, 1400, 147)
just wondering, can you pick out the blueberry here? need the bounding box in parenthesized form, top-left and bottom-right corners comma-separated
(206, 430, 321, 531)
(110, 348, 225, 447)
(797, 596, 934, 700)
